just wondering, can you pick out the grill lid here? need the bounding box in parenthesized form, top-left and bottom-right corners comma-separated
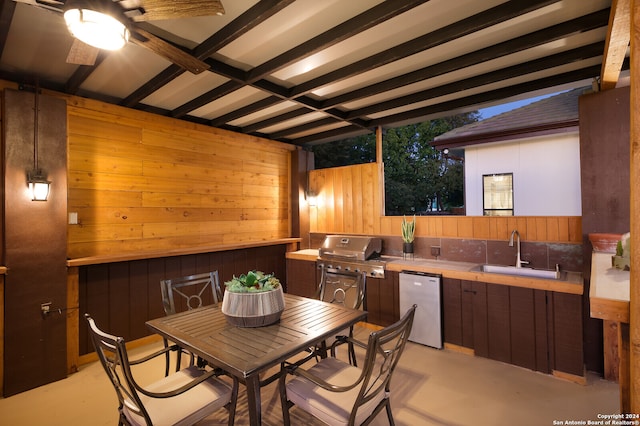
(319, 235, 382, 261)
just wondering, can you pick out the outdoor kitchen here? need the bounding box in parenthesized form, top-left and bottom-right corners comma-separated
(0, 0, 638, 424)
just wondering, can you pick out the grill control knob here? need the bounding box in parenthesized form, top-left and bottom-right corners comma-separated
(344, 266, 351, 271)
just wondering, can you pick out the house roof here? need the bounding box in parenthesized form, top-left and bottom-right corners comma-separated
(0, 0, 626, 147)
(433, 86, 591, 150)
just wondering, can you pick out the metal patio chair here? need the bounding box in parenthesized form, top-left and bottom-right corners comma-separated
(160, 271, 223, 374)
(279, 304, 417, 426)
(85, 313, 237, 426)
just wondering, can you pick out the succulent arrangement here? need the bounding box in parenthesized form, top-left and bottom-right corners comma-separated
(613, 232, 631, 271)
(224, 270, 281, 293)
(401, 215, 416, 243)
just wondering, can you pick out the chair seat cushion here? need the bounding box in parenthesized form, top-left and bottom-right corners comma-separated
(124, 366, 232, 426)
(286, 357, 386, 426)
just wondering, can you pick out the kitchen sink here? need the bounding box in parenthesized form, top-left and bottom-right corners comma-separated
(478, 264, 562, 280)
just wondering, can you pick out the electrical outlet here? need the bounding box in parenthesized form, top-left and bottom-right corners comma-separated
(430, 246, 441, 258)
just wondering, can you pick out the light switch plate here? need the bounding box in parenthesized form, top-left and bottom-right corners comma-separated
(69, 212, 78, 225)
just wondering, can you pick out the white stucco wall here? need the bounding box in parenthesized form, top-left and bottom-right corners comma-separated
(464, 132, 582, 216)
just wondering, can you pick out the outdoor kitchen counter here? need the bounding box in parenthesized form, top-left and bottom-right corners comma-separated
(286, 249, 320, 261)
(388, 258, 583, 295)
(286, 250, 583, 295)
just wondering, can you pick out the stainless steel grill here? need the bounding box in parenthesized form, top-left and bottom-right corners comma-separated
(317, 235, 386, 278)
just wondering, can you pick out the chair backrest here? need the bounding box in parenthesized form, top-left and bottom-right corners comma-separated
(161, 271, 223, 316)
(350, 304, 417, 424)
(85, 313, 153, 425)
(317, 267, 366, 310)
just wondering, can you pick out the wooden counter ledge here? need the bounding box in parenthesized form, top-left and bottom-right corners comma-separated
(68, 238, 302, 267)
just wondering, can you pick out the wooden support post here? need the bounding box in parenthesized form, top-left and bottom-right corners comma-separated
(376, 126, 383, 164)
(630, 0, 640, 414)
(376, 126, 386, 218)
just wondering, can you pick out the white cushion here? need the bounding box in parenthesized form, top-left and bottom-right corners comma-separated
(123, 366, 232, 426)
(286, 357, 386, 426)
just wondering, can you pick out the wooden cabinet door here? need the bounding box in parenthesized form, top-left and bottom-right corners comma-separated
(285, 259, 318, 298)
(364, 271, 398, 327)
(509, 286, 550, 373)
(475, 282, 550, 373)
(442, 278, 476, 349)
(431, 277, 580, 376)
(549, 292, 583, 376)
(486, 283, 511, 363)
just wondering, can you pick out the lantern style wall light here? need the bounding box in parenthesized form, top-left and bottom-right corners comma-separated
(27, 86, 51, 201)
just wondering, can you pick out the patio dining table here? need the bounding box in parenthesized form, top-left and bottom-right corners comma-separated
(146, 293, 367, 426)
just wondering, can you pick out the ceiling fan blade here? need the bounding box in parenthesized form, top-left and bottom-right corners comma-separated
(129, 28, 210, 74)
(131, 0, 224, 22)
(66, 38, 99, 65)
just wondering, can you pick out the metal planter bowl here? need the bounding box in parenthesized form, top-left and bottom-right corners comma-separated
(221, 286, 285, 327)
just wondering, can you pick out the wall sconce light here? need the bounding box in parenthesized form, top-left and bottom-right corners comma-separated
(27, 170, 51, 201)
(305, 190, 317, 207)
(64, 0, 130, 50)
(27, 85, 51, 201)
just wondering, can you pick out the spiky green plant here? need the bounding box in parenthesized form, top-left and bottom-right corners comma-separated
(401, 215, 416, 243)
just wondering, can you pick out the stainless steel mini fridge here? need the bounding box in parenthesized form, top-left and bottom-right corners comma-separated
(399, 271, 442, 349)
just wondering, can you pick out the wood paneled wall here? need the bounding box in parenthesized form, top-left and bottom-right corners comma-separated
(309, 162, 582, 243)
(308, 162, 383, 236)
(78, 245, 287, 356)
(65, 97, 296, 258)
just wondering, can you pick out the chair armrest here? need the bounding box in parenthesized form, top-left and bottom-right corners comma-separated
(329, 335, 366, 356)
(282, 361, 363, 393)
(128, 343, 180, 366)
(133, 368, 221, 399)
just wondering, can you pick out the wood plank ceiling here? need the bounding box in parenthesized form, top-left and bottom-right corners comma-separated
(0, 0, 627, 146)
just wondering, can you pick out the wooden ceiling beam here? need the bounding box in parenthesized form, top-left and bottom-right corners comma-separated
(349, 42, 605, 120)
(601, 0, 630, 90)
(325, 10, 609, 110)
(289, 0, 561, 98)
(120, 0, 294, 107)
(368, 65, 603, 134)
(239, 41, 605, 137)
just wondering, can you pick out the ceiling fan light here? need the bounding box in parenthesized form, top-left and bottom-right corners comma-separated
(64, 8, 129, 51)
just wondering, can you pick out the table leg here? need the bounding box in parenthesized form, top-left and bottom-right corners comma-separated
(245, 375, 262, 426)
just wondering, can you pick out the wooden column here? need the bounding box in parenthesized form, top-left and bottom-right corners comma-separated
(376, 126, 386, 219)
(376, 125, 383, 164)
(630, 0, 640, 413)
(3, 89, 68, 396)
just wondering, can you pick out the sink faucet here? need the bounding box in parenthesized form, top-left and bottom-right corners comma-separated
(508, 229, 529, 268)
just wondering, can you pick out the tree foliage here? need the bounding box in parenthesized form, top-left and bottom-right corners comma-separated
(311, 112, 479, 215)
(312, 133, 376, 169)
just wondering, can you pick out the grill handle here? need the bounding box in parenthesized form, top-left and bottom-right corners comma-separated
(321, 252, 359, 258)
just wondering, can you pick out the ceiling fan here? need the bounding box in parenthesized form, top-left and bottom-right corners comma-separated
(13, 0, 224, 74)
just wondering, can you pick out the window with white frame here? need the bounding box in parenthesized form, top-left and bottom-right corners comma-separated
(483, 173, 513, 216)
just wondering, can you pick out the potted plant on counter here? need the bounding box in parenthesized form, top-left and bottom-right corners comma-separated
(401, 215, 416, 258)
(221, 270, 285, 327)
